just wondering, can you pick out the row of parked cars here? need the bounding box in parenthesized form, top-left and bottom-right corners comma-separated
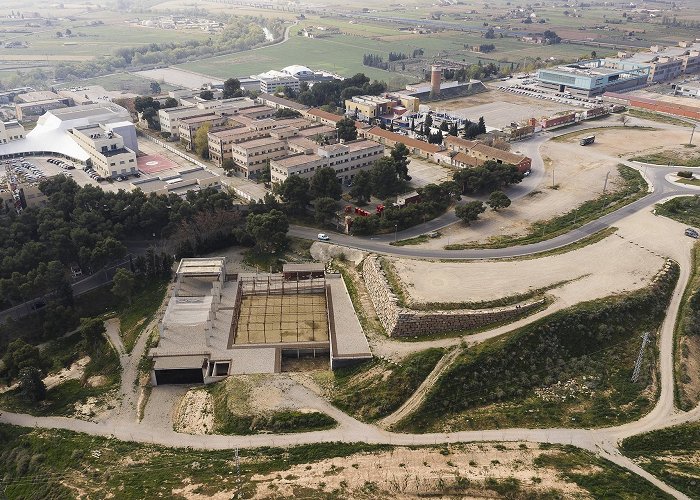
(82, 165, 105, 182)
(500, 84, 602, 109)
(5, 159, 47, 184)
(47, 158, 75, 170)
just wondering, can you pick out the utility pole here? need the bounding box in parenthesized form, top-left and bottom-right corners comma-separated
(632, 331, 651, 383)
(602, 170, 610, 194)
(551, 164, 555, 189)
(690, 125, 696, 146)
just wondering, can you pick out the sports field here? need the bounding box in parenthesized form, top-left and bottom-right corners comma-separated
(234, 294, 329, 345)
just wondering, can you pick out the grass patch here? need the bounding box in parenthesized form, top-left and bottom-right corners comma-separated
(656, 196, 700, 227)
(536, 445, 674, 499)
(331, 348, 445, 422)
(0, 424, 388, 499)
(0, 328, 120, 417)
(242, 237, 313, 273)
(551, 125, 655, 142)
(621, 423, 700, 498)
(390, 234, 430, 246)
(627, 108, 694, 128)
(118, 280, 168, 353)
(395, 262, 678, 432)
(208, 381, 337, 435)
(446, 165, 646, 250)
(672, 241, 700, 411)
(677, 177, 700, 186)
(631, 150, 700, 167)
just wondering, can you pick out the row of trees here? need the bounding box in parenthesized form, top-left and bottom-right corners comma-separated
(134, 95, 177, 130)
(54, 17, 276, 81)
(296, 73, 386, 108)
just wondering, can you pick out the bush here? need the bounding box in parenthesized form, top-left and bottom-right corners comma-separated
(677, 171, 694, 178)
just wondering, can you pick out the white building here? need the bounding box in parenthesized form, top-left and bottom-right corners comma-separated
(70, 124, 137, 178)
(0, 121, 25, 144)
(0, 103, 132, 163)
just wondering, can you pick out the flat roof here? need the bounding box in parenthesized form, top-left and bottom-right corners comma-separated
(328, 275, 372, 360)
(234, 136, 285, 148)
(283, 263, 326, 272)
(273, 153, 323, 169)
(179, 113, 220, 125)
(177, 257, 225, 276)
(346, 139, 383, 152)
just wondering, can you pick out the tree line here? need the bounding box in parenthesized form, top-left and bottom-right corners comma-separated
(54, 16, 278, 81)
(296, 73, 387, 108)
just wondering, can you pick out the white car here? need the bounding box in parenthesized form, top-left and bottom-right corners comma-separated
(317, 233, 330, 241)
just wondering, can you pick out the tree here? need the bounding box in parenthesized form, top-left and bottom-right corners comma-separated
(163, 97, 178, 108)
(619, 114, 630, 127)
(18, 367, 46, 402)
(222, 158, 236, 173)
(223, 78, 242, 99)
(246, 209, 289, 254)
(199, 90, 214, 100)
(439, 121, 449, 132)
(314, 197, 338, 225)
(112, 268, 135, 305)
(310, 167, 342, 200)
(370, 157, 402, 199)
(150, 81, 161, 94)
(423, 114, 433, 135)
(350, 170, 372, 203)
(274, 108, 302, 119)
(391, 142, 412, 181)
(140, 107, 160, 130)
(455, 201, 485, 225)
(193, 123, 211, 158)
(0, 340, 45, 382)
(336, 117, 357, 142)
(478, 116, 486, 134)
(79, 317, 106, 355)
(260, 160, 271, 183)
(275, 175, 312, 214)
(487, 190, 511, 211)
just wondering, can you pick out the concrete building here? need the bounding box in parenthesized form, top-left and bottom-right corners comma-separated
(673, 82, 700, 98)
(150, 259, 370, 384)
(611, 41, 700, 83)
(537, 59, 650, 97)
(343, 94, 419, 122)
(177, 114, 229, 150)
(159, 106, 214, 137)
(229, 136, 288, 178)
(257, 93, 310, 112)
(305, 108, 343, 126)
(131, 166, 221, 196)
(442, 135, 532, 173)
(0, 121, 25, 144)
(15, 97, 73, 121)
(259, 74, 300, 94)
(359, 126, 442, 160)
(70, 124, 137, 178)
(270, 139, 384, 185)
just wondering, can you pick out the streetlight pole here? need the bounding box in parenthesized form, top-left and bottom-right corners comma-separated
(690, 125, 696, 146)
(394, 224, 398, 243)
(551, 164, 555, 189)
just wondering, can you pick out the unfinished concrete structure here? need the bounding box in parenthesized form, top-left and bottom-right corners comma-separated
(150, 259, 371, 385)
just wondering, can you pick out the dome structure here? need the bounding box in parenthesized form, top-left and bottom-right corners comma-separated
(281, 65, 314, 78)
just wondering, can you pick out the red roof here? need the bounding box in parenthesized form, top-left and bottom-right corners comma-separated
(306, 108, 343, 123)
(364, 127, 442, 154)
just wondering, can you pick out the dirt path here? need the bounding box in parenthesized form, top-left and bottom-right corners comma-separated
(378, 347, 462, 429)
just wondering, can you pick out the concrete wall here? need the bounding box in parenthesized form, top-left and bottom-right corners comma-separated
(362, 255, 545, 338)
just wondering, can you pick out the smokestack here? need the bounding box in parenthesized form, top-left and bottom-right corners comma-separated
(431, 65, 441, 96)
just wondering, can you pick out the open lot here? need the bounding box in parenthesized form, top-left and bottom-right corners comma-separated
(407, 156, 453, 188)
(389, 225, 665, 307)
(436, 88, 585, 129)
(136, 68, 224, 90)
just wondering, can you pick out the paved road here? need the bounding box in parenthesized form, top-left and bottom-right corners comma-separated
(291, 162, 690, 259)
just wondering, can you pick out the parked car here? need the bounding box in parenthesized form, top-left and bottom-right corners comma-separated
(685, 228, 699, 239)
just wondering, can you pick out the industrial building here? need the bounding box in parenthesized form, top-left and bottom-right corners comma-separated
(14, 91, 74, 120)
(0, 121, 25, 144)
(149, 258, 371, 384)
(536, 59, 650, 97)
(130, 166, 221, 196)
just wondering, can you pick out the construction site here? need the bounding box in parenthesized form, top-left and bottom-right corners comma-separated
(149, 258, 371, 385)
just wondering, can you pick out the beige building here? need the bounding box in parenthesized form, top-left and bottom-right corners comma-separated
(70, 124, 137, 178)
(0, 121, 25, 144)
(230, 136, 288, 178)
(344, 94, 419, 120)
(178, 114, 229, 150)
(270, 139, 384, 185)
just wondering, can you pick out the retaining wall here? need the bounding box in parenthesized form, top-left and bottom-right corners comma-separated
(362, 255, 545, 337)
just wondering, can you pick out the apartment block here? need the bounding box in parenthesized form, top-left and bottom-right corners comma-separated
(178, 114, 229, 150)
(229, 136, 288, 178)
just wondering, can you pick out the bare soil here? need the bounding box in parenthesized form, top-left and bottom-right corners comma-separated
(173, 389, 214, 435)
(249, 443, 589, 499)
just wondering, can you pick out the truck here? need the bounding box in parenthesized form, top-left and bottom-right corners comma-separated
(579, 135, 595, 146)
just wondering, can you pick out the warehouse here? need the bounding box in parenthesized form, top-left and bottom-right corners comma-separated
(537, 60, 649, 97)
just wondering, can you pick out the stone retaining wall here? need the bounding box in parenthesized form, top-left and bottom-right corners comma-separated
(362, 255, 546, 338)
